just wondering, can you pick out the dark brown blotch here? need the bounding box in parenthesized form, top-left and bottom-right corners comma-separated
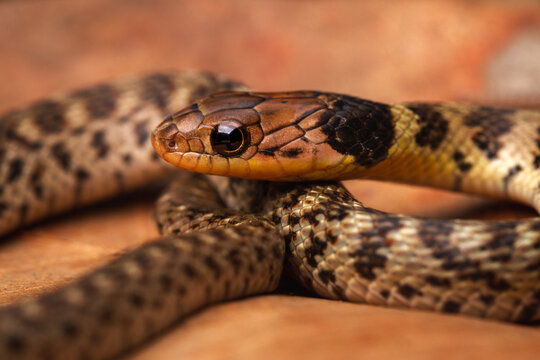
(73, 84, 117, 119)
(135, 121, 149, 147)
(90, 130, 109, 158)
(516, 304, 539, 323)
(534, 155, 540, 169)
(7, 158, 23, 183)
(407, 104, 449, 150)
(464, 107, 515, 159)
(352, 242, 387, 281)
(122, 154, 132, 164)
(397, 284, 421, 299)
(74, 167, 91, 200)
(203, 255, 222, 279)
(32, 100, 65, 134)
(318, 269, 336, 285)
(61, 321, 80, 338)
(141, 73, 176, 111)
(442, 300, 461, 313)
(425, 275, 451, 287)
(479, 294, 494, 305)
(5, 335, 25, 354)
(182, 263, 199, 279)
(30, 165, 44, 199)
(51, 142, 71, 171)
(129, 292, 145, 308)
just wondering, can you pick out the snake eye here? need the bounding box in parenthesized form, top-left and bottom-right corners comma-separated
(210, 121, 250, 157)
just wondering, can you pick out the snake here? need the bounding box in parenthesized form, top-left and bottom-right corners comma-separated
(0, 71, 539, 359)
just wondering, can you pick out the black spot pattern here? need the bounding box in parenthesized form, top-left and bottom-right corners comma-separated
(464, 107, 515, 159)
(30, 165, 44, 200)
(73, 84, 117, 119)
(319, 95, 395, 167)
(7, 158, 23, 183)
(51, 142, 71, 171)
(534, 126, 540, 169)
(407, 104, 449, 150)
(517, 304, 539, 323)
(122, 154, 132, 164)
(479, 294, 494, 305)
(141, 73, 175, 111)
(398, 284, 421, 299)
(6, 335, 24, 353)
(425, 275, 451, 287)
(442, 300, 461, 313)
(61, 321, 79, 338)
(31, 100, 65, 134)
(4, 127, 43, 151)
(129, 292, 145, 308)
(502, 165, 522, 193)
(352, 240, 387, 282)
(135, 121, 149, 147)
(90, 130, 109, 158)
(453, 151, 472, 173)
(74, 167, 91, 199)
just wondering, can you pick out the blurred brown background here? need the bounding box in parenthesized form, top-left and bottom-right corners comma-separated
(1, 0, 540, 359)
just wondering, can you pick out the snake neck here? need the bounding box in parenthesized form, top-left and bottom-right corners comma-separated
(349, 103, 540, 213)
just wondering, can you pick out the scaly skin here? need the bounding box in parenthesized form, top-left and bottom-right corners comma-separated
(1, 74, 540, 360)
(154, 90, 540, 322)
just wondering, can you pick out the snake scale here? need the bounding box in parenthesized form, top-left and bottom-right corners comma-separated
(0, 71, 539, 359)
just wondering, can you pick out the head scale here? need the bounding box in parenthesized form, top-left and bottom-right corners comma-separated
(151, 91, 395, 181)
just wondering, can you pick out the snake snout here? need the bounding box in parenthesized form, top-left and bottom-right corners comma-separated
(151, 121, 189, 155)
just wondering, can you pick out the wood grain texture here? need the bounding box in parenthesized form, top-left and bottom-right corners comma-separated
(1, 0, 540, 358)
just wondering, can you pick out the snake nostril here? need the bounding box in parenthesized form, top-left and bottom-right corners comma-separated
(167, 139, 177, 151)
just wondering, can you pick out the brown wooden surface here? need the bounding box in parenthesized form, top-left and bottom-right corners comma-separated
(1, 0, 540, 358)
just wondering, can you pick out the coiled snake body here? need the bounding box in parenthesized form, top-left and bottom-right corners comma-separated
(0, 71, 539, 359)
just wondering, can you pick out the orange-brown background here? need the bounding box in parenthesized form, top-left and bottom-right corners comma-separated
(1, 0, 540, 358)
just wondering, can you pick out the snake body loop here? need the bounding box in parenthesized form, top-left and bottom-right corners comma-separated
(1, 71, 540, 359)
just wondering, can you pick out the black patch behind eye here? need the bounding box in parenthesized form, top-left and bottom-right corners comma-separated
(319, 95, 395, 167)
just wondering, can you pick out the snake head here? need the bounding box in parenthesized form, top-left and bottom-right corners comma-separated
(152, 91, 395, 181)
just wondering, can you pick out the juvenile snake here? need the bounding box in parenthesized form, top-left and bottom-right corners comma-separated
(0, 71, 539, 359)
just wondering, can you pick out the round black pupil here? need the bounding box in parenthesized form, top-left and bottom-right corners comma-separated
(215, 124, 243, 151)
